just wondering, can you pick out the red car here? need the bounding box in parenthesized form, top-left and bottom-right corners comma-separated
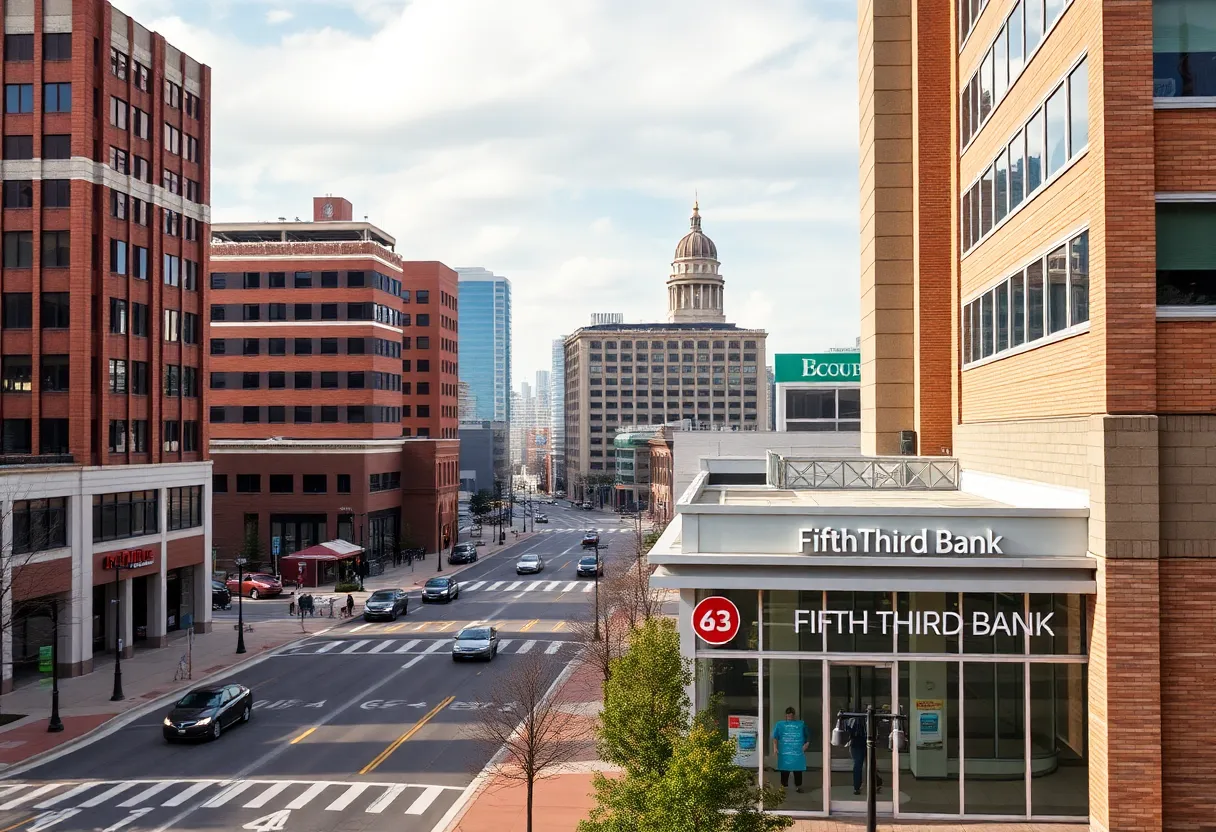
(225, 573, 283, 600)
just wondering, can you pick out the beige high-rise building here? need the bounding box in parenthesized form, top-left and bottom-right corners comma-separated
(563, 204, 767, 504)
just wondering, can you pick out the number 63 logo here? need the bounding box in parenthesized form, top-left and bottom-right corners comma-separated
(691, 596, 741, 646)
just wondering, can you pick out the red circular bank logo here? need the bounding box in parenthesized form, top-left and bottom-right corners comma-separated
(692, 596, 741, 645)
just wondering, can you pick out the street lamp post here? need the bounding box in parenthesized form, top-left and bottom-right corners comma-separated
(830, 706, 907, 832)
(110, 564, 123, 701)
(47, 600, 62, 733)
(593, 541, 601, 642)
(235, 557, 247, 654)
(436, 508, 443, 574)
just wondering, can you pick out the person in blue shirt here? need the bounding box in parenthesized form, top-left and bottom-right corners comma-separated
(770, 707, 809, 792)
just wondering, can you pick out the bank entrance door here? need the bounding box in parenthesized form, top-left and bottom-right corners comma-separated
(827, 662, 895, 815)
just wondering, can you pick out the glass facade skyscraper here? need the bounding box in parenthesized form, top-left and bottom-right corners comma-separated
(456, 269, 512, 424)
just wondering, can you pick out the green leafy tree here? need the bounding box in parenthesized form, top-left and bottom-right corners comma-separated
(238, 526, 266, 573)
(469, 489, 494, 521)
(598, 617, 690, 779)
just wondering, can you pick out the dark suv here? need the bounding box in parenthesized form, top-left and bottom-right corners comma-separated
(448, 543, 478, 565)
(211, 580, 231, 610)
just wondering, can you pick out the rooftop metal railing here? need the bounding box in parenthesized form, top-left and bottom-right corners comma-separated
(767, 453, 960, 490)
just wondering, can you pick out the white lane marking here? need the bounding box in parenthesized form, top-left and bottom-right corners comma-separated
(562, 582, 579, 592)
(582, 582, 594, 592)
(497, 639, 513, 651)
(350, 623, 372, 633)
(545, 642, 562, 654)
(314, 642, 339, 653)
(505, 581, 521, 591)
(285, 782, 329, 809)
(161, 781, 216, 807)
(523, 582, 541, 592)
(402, 654, 427, 669)
(464, 581, 486, 591)
(365, 784, 406, 814)
(2, 784, 64, 809)
(325, 783, 370, 811)
(393, 639, 421, 654)
(341, 640, 370, 654)
(79, 782, 139, 808)
(0, 786, 29, 802)
(422, 640, 447, 654)
(544, 581, 562, 591)
(517, 640, 537, 654)
(119, 782, 174, 807)
(243, 782, 292, 809)
(404, 785, 445, 815)
(202, 781, 256, 808)
(487, 581, 504, 590)
(33, 783, 95, 808)
(368, 641, 392, 654)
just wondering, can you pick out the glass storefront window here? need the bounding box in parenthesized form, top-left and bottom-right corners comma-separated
(963, 662, 1026, 815)
(1029, 593, 1086, 655)
(1030, 663, 1088, 816)
(762, 659, 824, 813)
(896, 592, 961, 654)
(963, 592, 1024, 654)
(897, 661, 960, 814)
(696, 588, 758, 651)
(765, 590, 822, 652)
(826, 592, 893, 653)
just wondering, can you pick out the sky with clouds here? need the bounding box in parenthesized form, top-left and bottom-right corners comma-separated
(122, 0, 861, 386)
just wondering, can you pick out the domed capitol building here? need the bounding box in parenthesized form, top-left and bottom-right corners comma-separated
(562, 203, 768, 507)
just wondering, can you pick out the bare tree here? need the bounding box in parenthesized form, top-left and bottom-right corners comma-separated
(569, 582, 631, 686)
(471, 652, 594, 832)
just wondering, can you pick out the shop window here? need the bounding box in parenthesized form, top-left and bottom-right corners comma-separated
(269, 475, 293, 494)
(896, 661, 961, 814)
(168, 485, 202, 530)
(92, 490, 158, 542)
(12, 497, 67, 554)
(1028, 664, 1088, 816)
(963, 662, 1026, 814)
(693, 588, 758, 651)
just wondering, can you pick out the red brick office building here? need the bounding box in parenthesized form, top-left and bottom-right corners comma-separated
(0, 0, 212, 688)
(208, 198, 459, 574)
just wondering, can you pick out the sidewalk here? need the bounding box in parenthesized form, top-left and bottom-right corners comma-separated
(0, 614, 329, 769)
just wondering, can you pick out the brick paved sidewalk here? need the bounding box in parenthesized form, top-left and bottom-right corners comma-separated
(0, 614, 326, 768)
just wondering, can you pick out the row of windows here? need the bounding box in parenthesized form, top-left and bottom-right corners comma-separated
(1, 292, 69, 329)
(1, 417, 69, 454)
(109, 47, 150, 92)
(963, 230, 1090, 366)
(961, 59, 1088, 255)
(108, 359, 202, 398)
(2, 133, 70, 159)
(93, 490, 158, 542)
(106, 420, 201, 454)
(587, 372, 761, 385)
(209, 405, 403, 425)
(1158, 203, 1216, 305)
(12, 497, 67, 554)
(960, 0, 1073, 149)
(210, 336, 402, 358)
(210, 270, 405, 297)
(168, 486, 204, 531)
(5, 33, 72, 63)
(219, 473, 349, 495)
(369, 472, 402, 492)
(108, 298, 151, 337)
(4, 82, 70, 114)
(587, 339, 757, 349)
(210, 302, 404, 326)
(1154, 0, 1216, 98)
(2, 230, 70, 268)
(210, 370, 401, 391)
(3, 178, 70, 208)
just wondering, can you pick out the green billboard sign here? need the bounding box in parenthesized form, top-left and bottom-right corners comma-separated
(39, 645, 51, 673)
(774, 352, 860, 384)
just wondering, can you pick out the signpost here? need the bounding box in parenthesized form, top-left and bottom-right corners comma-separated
(234, 556, 248, 654)
(691, 596, 741, 646)
(271, 537, 281, 577)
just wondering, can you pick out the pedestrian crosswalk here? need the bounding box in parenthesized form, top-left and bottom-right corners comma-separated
(0, 779, 461, 816)
(535, 527, 634, 533)
(444, 579, 596, 594)
(279, 637, 575, 657)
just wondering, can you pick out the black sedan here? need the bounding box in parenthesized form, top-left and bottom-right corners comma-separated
(363, 588, 409, 620)
(449, 543, 478, 565)
(163, 684, 253, 742)
(422, 577, 460, 603)
(576, 554, 603, 577)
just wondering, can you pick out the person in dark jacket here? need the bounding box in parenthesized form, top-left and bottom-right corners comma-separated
(346, 594, 355, 618)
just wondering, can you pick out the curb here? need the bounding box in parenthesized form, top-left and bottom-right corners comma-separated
(0, 629, 316, 779)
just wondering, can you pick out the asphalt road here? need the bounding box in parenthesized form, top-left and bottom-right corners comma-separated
(0, 504, 634, 832)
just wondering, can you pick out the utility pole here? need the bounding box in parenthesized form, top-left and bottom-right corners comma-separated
(111, 564, 124, 701)
(47, 601, 62, 732)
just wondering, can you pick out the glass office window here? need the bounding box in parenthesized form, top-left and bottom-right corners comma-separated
(994, 149, 1008, 225)
(1011, 269, 1026, 346)
(963, 663, 1026, 815)
(897, 661, 960, 814)
(1008, 131, 1025, 210)
(761, 659, 823, 813)
(1026, 109, 1044, 192)
(1045, 85, 1067, 177)
(1069, 61, 1088, 152)
(1027, 259, 1045, 340)
(1029, 664, 1088, 816)
(1154, 0, 1216, 97)
(1047, 244, 1068, 333)
(1069, 232, 1090, 324)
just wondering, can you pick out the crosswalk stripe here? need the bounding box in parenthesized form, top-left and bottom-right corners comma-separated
(422, 640, 447, 654)
(583, 583, 594, 592)
(487, 581, 504, 590)
(404, 785, 445, 815)
(315, 642, 339, 653)
(497, 639, 513, 650)
(465, 581, 486, 591)
(119, 782, 175, 807)
(545, 581, 562, 591)
(524, 582, 541, 592)
(368, 641, 392, 654)
(545, 642, 562, 654)
(563, 581, 579, 592)
(243, 781, 292, 809)
(80, 782, 139, 808)
(3, 783, 64, 809)
(0, 786, 28, 802)
(286, 782, 329, 809)
(365, 784, 406, 814)
(518, 640, 537, 654)
(325, 783, 370, 811)
(33, 783, 94, 808)
(202, 781, 256, 808)
(341, 640, 370, 654)
(505, 581, 522, 590)
(162, 781, 216, 807)
(394, 639, 421, 654)
(350, 623, 372, 632)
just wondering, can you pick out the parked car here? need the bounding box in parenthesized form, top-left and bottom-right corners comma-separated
(576, 554, 603, 577)
(535, 514, 548, 523)
(582, 531, 600, 548)
(225, 573, 283, 600)
(581, 501, 593, 510)
(452, 625, 499, 661)
(516, 554, 545, 574)
(163, 684, 253, 742)
(422, 577, 459, 603)
(211, 581, 231, 610)
(449, 543, 478, 565)
(363, 588, 409, 621)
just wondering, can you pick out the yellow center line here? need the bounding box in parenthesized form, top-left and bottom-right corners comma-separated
(521, 619, 539, 632)
(0, 816, 35, 832)
(436, 621, 456, 631)
(552, 621, 566, 632)
(413, 622, 430, 631)
(359, 695, 455, 775)
(290, 726, 318, 745)
(384, 623, 407, 633)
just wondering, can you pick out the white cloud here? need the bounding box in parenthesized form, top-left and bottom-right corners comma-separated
(265, 9, 293, 24)
(150, 0, 861, 377)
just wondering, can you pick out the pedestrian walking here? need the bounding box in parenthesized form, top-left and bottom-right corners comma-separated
(346, 593, 355, 618)
(771, 706, 809, 793)
(847, 714, 883, 795)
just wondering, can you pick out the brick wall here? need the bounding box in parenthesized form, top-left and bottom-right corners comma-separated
(1156, 322, 1216, 411)
(1159, 415, 1216, 557)
(1154, 108, 1216, 192)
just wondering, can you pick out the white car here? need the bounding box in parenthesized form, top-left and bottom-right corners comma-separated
(516, 554, 544, 574)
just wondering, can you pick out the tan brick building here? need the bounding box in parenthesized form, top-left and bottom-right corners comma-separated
(857, 0, 1216, 827)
